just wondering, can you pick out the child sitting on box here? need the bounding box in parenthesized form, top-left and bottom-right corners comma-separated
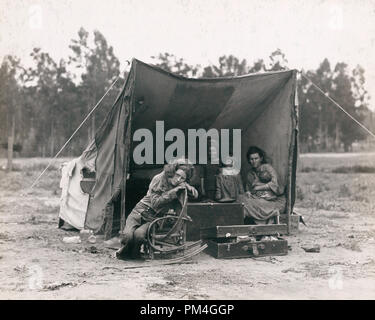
(215, 159, 244, 202)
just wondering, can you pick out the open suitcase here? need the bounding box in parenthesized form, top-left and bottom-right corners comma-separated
(201, 224, 288, 259)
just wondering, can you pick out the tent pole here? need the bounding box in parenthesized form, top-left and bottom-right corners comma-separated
(120, 64, 135, 232)
(287, 70, 299, 234)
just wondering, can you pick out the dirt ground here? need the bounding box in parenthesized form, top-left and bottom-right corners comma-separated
(0, 154, 375, 300)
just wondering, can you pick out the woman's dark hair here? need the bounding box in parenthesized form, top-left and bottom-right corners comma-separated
(246, 146, 267, 164)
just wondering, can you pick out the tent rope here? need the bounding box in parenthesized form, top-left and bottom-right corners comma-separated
(301, 72, 375, 139)
(28, 76, 121, 190)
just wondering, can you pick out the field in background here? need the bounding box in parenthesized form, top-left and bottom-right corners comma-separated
(1, 151, 375, 171)
(0, 157, 72, 172)
(1, 152, 374, 220)
(1, 152, 375, 223)
(296, 153, 375, 213)
(299, 152, 375, 172)
(0, 153, 374, 299)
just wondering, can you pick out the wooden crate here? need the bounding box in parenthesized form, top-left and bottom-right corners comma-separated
(186, 203, 244, 241)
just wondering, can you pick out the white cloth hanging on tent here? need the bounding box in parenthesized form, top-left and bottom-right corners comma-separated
(59, 158, 90, 230)
(58, 140, 97, 229)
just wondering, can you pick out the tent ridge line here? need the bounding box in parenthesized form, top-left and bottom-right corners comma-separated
(133, 58, 296, 83)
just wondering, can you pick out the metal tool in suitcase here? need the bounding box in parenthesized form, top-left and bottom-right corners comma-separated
(201, 224, 288, 259)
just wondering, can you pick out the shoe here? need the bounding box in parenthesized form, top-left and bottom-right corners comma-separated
(116, 246, 132, 260)
(269, 236, 278, 241)
(260, 236, 270, 241)
(104, 237, 121, 248)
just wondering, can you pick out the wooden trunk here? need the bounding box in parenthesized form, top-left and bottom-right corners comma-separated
(186, 203, 244, 241)
(205, 237, 288, 259)
(202, 224, 288, 259)
(201, 224, 287, 239)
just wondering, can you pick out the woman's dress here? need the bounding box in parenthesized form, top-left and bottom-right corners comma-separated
(238, 163, 286, 223)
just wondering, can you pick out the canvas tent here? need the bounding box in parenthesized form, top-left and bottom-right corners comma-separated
(59, 58, 299, 236)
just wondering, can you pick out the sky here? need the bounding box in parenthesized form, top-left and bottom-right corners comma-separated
(1, 0, 375, 109)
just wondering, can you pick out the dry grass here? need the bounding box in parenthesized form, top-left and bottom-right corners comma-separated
(298, 152, 375, 173)
(0, 157, 73, 194)
(296, 153, 375, 214)
(0, 157, 72, 172)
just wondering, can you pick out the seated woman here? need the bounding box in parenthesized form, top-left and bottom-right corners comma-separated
(238, 146, 286, 225)
(116, 159, 198, 260)
(215, 159, 244, 202)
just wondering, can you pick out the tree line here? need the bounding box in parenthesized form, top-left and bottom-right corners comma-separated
(0, 28, 373, 164)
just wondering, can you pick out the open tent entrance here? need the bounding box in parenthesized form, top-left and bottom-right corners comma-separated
(60, 59, 298, 238)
